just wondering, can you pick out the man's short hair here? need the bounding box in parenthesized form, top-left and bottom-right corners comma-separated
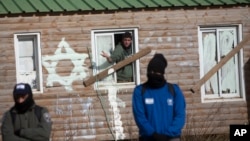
(122, 32, 132, 39)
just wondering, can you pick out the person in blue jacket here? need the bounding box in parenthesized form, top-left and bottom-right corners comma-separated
(132, 53, 186, 141)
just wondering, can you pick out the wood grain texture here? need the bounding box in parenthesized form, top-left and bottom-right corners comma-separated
(0, 6, 250, 141)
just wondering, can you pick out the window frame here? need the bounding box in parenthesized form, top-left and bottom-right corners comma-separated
(91, 28, 140, 90)
(198, 24, 245, 103)
(14, 32, 43, 93)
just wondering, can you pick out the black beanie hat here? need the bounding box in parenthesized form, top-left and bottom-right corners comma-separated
(147, 53, 167, 74)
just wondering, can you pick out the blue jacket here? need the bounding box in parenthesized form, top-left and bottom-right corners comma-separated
(132, 83, 186, 137)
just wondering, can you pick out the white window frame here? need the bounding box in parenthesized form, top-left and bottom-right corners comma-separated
(91, 28, 140, 90)
(14, 32, 43, 93)
(198, 24, 245, 103)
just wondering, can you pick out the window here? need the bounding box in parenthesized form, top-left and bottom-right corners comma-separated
(14, 33, 43, 93)
(198, 25, 245, 102)
(91, 28, 140, 89)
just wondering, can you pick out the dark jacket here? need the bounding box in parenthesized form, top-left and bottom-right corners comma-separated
(110, 43, 133, 81)
(1, 104, 52, 141)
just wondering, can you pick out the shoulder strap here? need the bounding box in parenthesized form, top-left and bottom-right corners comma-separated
(34, 105, 43, 121)
(167, 82, 175, 97)
(141, 83, 147, 95)
(10, 105, 43, 126)
(10, 107, 16, 126)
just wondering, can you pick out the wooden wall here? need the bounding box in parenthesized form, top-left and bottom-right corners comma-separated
(0, 6, 250, 141)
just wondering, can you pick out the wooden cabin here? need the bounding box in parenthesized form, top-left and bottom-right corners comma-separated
(0, 0, 250, 140)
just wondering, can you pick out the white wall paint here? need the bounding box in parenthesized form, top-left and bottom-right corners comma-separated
(55, 94, 99, 139)
(107, 86, 126, 140)
(42, 38, 89, 91)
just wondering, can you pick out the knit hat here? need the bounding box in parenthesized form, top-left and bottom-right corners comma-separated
(13, 83, 35, 113)
(13, 83, 32, 96)
(147, 53, 167, 74)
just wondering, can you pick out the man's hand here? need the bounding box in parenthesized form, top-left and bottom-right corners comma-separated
(101, 51, 109, 58)
(101, 51, 113, 63)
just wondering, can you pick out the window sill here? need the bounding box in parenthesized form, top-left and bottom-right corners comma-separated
(202, 97, 245, 103)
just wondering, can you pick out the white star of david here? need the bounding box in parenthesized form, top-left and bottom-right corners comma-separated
(42, 38, 89, 91)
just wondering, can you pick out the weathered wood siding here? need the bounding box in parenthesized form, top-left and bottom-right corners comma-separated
(0, 6, 250, 141)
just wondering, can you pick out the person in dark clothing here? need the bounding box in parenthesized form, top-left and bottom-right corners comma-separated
(1, 83, 52, 141)
(132, 54, 186, 141)
(101, 32, 133, 82)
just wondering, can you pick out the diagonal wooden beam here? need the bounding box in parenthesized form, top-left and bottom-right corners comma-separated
(190, 34, 250, 93)
(83, 47, 151, 87)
